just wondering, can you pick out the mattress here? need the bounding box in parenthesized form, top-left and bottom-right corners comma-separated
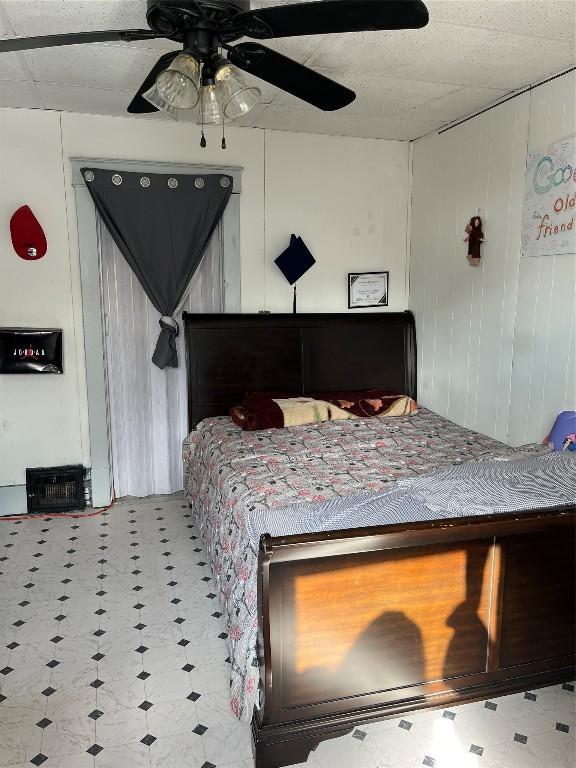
(183, 407, 532, 719)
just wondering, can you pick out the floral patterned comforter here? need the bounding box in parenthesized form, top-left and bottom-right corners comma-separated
(183, 408, 516, 720)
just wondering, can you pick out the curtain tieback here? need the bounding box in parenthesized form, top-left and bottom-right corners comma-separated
(160, 316, 179, 336)
(151, 316, 180, 368)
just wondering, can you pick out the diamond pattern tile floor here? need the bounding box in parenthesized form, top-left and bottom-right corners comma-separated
(1, 494, 574, 768)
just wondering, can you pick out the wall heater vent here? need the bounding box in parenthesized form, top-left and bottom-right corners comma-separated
(26, 465, 86, 514)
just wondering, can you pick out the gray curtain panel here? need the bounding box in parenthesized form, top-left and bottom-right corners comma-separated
(82, 168, 232, 368)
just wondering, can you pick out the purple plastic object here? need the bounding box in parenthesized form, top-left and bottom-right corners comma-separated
(547, 411, 576, 451)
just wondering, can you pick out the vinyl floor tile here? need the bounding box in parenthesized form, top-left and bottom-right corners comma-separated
(41, 751, 95, 767)
(525, 727, 576, 768)
(96, 675, 147, 713)
(143, 668, 193, 705)
(482, 739, 549, 768)
(45, 684, 98, 722)
(94, 740, 152, 768)
(0, 724, 43, 765)
(145, 696, 200, 739)
(149, 731, 206, 768)
(94, 705, 148, 748)
(313, 734, 377, 768)
(364, 726, 426, 768)
(39, 714, 95, 758)
(201, 721, 253, 765)
(49, 659, 100, 690)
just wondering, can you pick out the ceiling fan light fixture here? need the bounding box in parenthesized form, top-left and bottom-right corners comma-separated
(144, 52, 200, 113)
(200, 83, 224, 125)
(215, 62, 261, 120)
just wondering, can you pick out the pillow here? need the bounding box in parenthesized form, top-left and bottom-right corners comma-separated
(230, 390, 417, 431)
(545, 410, 576, 451)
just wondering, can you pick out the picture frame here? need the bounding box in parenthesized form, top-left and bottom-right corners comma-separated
(348, 271, 389, 309)
(0, 328, 63, 374)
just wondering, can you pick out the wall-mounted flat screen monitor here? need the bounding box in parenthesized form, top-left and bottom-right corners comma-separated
(0, 328, 63, 374)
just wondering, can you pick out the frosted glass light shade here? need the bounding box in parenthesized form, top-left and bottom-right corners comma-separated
(215, 63, 261, 119)
(200, 84, 223, 124)
(142, 85, 180, 119)
(143, 53, 200, 113)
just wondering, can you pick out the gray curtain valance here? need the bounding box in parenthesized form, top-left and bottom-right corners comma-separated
(82, 167, 232, 368)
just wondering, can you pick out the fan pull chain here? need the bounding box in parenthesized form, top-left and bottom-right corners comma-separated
(219, 45, 226, 149)
(200, 87, 207, 148)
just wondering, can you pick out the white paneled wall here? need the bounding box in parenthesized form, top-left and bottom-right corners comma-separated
(264, 131, 409, 313)
(410, 96, 529, 443)
(508, 73, 576, 445)
(410, 70, 575, 446)
(508, 254, 575, 444)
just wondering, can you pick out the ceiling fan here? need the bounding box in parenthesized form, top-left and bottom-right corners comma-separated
(0, 0, 429, 141)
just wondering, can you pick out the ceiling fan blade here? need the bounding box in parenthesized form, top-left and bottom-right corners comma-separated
(0, 30, 156, 53)
(127, 51, 180, 114)
(235, 0, 428, 39)
(227, 42, 355, 111)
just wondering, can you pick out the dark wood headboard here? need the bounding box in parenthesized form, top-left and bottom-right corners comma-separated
(183, 312, 417, 431)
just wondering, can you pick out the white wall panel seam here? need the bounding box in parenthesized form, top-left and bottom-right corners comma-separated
(495, 103, 520, 442)
(539, 257, 556, 439)
(57, 112, 86, 468)
(405, 141, 414, 310)
(564, 309, 575, 410)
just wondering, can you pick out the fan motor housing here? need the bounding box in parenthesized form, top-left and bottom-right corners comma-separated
(146, 0, 250, 36)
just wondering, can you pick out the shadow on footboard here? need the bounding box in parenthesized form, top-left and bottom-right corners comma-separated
(251, 507, 576, 768)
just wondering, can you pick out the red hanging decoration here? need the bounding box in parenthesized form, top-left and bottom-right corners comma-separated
(10, 205, 47, 260)
(464, 215, 484, 267)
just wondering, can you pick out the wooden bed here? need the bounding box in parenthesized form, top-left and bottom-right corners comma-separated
(183, 311, 575, 768)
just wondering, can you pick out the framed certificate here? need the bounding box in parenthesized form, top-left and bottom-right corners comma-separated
(348, 271, 389, 309)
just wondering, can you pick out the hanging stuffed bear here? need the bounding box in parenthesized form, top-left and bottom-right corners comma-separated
(464, 215, 484, 266)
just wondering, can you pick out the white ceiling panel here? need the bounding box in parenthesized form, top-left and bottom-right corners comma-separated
(0, 79, 42, 108)
(36, 81, 136, 115)
(2, 0, 147, 36)
(252, 103, 445, 140)
(22, 43, 166, 89)
(308, 25, 575, 90)
(409, 84, 509, 123)
(428, 0, 576, 42)
(0, 48, 30, 81)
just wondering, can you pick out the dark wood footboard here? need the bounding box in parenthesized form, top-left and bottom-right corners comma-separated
(251, 507, 576, 768)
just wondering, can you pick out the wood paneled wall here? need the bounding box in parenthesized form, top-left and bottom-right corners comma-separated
(409, 71, 575, 445)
